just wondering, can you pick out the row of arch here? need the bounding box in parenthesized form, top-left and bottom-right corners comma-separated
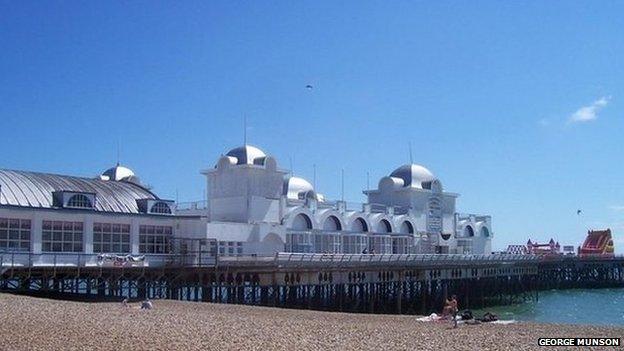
(291, 213, 415, 235)
(461, 225, 490, 238)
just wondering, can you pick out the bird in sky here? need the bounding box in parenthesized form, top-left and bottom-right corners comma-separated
(305, 84, 313, 90)
(577, 209, 582, 215)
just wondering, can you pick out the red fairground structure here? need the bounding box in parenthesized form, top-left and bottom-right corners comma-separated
(578, 229, 615, 256)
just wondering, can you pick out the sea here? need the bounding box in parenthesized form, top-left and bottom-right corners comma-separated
(471, 288, 624, 326)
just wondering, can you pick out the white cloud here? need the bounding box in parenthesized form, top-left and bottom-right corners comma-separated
(608, 205, 624, 212)
(568, 96, 610, 123)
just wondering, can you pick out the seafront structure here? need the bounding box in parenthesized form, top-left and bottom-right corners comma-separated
(579, 229, 615, 256)
(0, 144, 492, 264)
(1, 145, 623, 314)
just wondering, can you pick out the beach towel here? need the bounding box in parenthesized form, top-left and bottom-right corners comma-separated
(416, 313, 440, 322)
(491, 320, 516, 325)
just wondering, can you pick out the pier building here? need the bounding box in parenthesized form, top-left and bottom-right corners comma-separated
(0, 144, 492, 265)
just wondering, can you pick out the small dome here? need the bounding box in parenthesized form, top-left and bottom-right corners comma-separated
(283, 176, 315, 200)
(225, 145, 267, 165)
(390, 164, 436, 189)
(100, 164, 140, 183)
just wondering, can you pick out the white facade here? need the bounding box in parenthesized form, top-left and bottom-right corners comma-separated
(180, 145, 493, 255)
(0, 145, 493, 263)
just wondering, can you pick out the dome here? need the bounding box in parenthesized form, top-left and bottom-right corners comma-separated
(225, 145, 267, 165)
(100, 164, 140, 183)
(390, 164, 437, 189)
(283, 176, 315, 200)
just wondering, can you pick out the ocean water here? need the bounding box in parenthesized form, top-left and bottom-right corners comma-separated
(470, 288, 624, 326)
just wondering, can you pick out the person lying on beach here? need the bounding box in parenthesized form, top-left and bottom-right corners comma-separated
(140, 299, 153, 310)
(479, 312, 498, 323)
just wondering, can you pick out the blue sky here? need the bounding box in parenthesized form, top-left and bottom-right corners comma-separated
(1, 1, 623, 252)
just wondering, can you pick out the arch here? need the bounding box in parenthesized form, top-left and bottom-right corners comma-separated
(378, 219, 392, 233)
(150, 202, 172, 214)
(262, 232, 284, 245)
(464, 225, 475, 237)
(302, 190, 317, 201)
(351, 217, 368, 232)
(291, 213, 313, 230)
(399, 221, 414, 234)
(480, 226, 490, 237)
(66, 194, 93, 208)
(322, 215, 342, 231)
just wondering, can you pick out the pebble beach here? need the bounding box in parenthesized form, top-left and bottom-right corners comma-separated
(0, 293, 622, 351)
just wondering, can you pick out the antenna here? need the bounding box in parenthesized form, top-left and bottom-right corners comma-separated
(408, 141, 413, 164)
(366, 171, 370, 192)
(116, 138, 121, 166)
(243, 115, 247, 146)
(341, 169, 345, 202)
(175, 188, 179, 204)
(289, 156, 294, 176)
(313, 164, 316, 189)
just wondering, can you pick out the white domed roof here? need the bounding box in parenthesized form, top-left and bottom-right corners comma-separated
(390, 164, 437, 189)
(225, 145, 267, 165)
(283, 176, 315, 200)
(100, 164, 139, 183)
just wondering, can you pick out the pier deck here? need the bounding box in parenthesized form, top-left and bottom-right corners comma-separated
(1, 252, 623, 315)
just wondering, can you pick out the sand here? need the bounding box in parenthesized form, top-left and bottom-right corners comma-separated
(0, 293, 621, 351)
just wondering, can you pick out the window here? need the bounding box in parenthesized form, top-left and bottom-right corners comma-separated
(42, 221, 83, 252)
(400, 221, 414, 235)
(139, 225, 172, 254)
(217, 241, 244, 256)
(0, 218, 30, 252)
(291, 213, 313, 230)
(93, 223, 130, 253)
(378, 219, 392, 233)
(66, 194, 93, 209)
(150, 202, 172, 214)
(322, 216, 342, 231)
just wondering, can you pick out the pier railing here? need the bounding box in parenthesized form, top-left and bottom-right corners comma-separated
(2, 251, 622, 270)
(213, 252, 542, 269)
(0, 252, 216, 269)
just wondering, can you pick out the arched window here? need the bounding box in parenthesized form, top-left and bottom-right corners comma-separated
(291, 213, 313, 230)
(378, 219, 392, 233)
(400, 221, 414, 234)
(352, 217, 368, 232)
(66, 194, 93, 209)
(150, 202, 172, 214)
(464, 226, 475, 237)
(480, 227, 490, 237)
(323, 215, 342, 231)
